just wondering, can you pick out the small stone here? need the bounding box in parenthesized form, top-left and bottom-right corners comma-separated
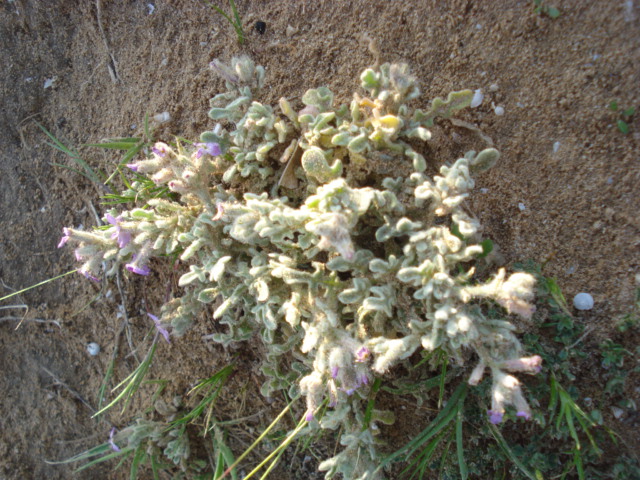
(87, 342, 100, 356)
(489, 83, 499, 92)
(553, 141, 561, 153)
(518, 202, 526, 211)
(573, 292, 594, 311)
(153, 111, 171, 124)
(611, 406, 624, 419)
(494, 105, 505, 116)
(255, 21, 266, 34)
(44, 77, 57, 89)
(286, 24, 298, 37)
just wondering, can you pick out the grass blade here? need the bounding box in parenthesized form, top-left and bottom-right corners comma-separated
(487, 422, 537, 480)
(456, 407, 468, 480)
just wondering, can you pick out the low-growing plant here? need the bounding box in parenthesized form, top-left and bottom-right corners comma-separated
(54, 57, 640, 479)
(55, 56, 549, 478)
(533, 0, 561, 19)
(203, 0, 245, 45)
(608, 101, 636, 135)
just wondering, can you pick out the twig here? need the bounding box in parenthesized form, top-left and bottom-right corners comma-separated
(0, 316, 62, 328)
(115, 269, 139, 363)
(566, 326, 593, 350)
(95, 0, 119, 83)
(41, 366, 98, 415)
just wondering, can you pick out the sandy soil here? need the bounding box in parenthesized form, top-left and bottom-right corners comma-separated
(1, 1, 638, 478)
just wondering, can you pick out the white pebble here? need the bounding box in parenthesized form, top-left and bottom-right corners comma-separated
(494, 105, 505, 116)
(470, 89, 484, 108)
(611, 406, 624, 419)
(153, 111, 171, 123)
(44, 77, 57, 89)
(489, 83, 499, 92)
(553, 141, 561, 153)
(518, 202, 526, 211)
(573, 292, 594, 310)
(87, 342, 101, 356)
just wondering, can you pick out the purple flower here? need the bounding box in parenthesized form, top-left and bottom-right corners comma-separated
(305, 410, 314, 422)
(195, 142, 221, 159)
(516, 410, 532, 420)
(148, 313, 170, 343)
(126, 251, 151, 276)
(354, 346, 370, 363)
(152, 145, 167, 157)
(106, 213, 131, 248)
(126, 163, 139, 172)
(79, 267, 100, 282)
(109, 428, 121, 452)
(126, 262, 151, 276)
(331, 366, 339, 379)
(57, 227, 71, 248)
(488, 410, 504, 424)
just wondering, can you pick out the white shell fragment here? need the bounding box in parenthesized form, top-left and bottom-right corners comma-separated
(494, 105, 505, 116)
(87, 342, 101, 356)
(44, 77, 57, 89)
(553, 141, 561, 153)
(470, 89, 484, 108)
(573, 292, 594, 311)
(153, 111, 171, 123)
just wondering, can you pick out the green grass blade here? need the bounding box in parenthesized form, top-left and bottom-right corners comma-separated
(487, 422, 537, 480)
(438, 350, 448, 409)
(93, 340, 158, 417)
(377, 382, 467, 471)
(242, 415, 307, 480)
(85, 138, 141, 150)
(456, 407, 468, 480)
(218, 396, 300, 479)
(38, 122, 110, 190)
(0, 270, 77, 302)
(362, 377, 382, 431)
(129, 444, 146, 480)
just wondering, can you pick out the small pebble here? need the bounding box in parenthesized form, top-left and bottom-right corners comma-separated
(255, 21, 266, 34)
(518, 202, 526, 211)
(87, 342, 101, 356)
(153, 111, 171, 124)
(494, 105, 505, 116)
(611, 406, 624, 419)
(553, 141, 561, 153)
(573, 292, 594, 310)
(286, 25, 298, 37)
(480, 187, 489, 193)
(489, 83, 499, 92)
